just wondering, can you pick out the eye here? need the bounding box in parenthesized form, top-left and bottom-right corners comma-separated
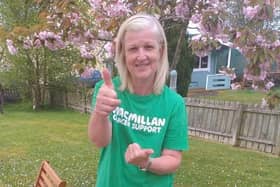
(128, 47, 137, 51)
(145, 45, 154, 50)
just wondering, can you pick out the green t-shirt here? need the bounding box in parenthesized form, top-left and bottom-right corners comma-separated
(92, 77, 189, 187)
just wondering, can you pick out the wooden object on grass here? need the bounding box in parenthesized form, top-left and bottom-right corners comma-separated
(34, 160, 66, 187)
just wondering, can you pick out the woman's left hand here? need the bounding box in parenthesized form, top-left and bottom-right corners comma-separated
(125, 143, 154, 168)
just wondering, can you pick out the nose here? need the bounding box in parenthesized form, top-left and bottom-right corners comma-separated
(136, 48, 147, 61)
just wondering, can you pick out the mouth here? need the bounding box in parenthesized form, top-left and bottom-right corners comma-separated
(135, 62, 150, 67)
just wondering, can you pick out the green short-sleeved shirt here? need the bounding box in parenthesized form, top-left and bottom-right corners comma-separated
(92, 77, 189, 187)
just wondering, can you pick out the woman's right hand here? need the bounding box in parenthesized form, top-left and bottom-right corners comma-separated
(94, 68, 120, 117)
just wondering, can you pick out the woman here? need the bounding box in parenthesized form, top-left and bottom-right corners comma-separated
(88, 14, 189, 187)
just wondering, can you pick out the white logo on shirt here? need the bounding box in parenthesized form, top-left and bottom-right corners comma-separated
(112, 106, 166, 133)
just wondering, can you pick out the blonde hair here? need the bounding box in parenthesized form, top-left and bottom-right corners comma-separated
(115, 14, 169, 94)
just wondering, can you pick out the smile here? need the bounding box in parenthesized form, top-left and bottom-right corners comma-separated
(135, 62, 150, 67)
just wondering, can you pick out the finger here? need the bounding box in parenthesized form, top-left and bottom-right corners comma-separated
(96, 97, 120, 113)
(94, 106, 115, 117)
(103, 98, 121, 107)
(125, 144, 134, 162)
(132, 143, 141, 149)
(101, 89, 118, 98)
(143, 149, 154, 156)
(102, 68, 113, 88)
(97, 93, 120, 105)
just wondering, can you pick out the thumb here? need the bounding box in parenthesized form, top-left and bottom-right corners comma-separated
(102, 68, 113, 88)
(143, 149, 154, 156)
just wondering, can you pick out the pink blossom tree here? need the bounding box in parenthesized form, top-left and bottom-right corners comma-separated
(2, 0, 280, 108)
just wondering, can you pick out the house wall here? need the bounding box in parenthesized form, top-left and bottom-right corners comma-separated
(189, 71, 211, 88)
(190, 53, 219, 89)
(227, 48, 248, 77)
(213, 46, 247, 77)
(189, 46, 248, 89)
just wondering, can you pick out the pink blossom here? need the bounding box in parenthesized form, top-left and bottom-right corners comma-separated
(191, 35, 202, 41)
(265, 81, 274, 90)
(33, 38, 42, 48)
(243, 0, 250, 5)
(264, 0, 273, 5)
(108, 1, 131, 17)
(243, 5, 260, 20)
(194, 51, 209, 58)
(68, 32, 83, 46)
(81, 66, 95, 79)
(88, 0, 102, 10)
(67, 12, 80, 26)
(256, 35, 265, 45)
(199, 11, 222, 36)
(35, 31, 65, 50)
(190, 14, 201, 24)
(236, 32, 242, 38)
(80, 45, 93, 59)
(6, 39, 17, 55)
(89, 0, 130, 17)
(244, 66, 268, 81)
(84, 30, 94, 40)
(216, 34, 230, 44)
(98, 30, 112, 40)
(272, 40, 280, 48)
(205, 0, 220, 7)
(219, 67, 236, 80)
(175, 2, 189, 19)
(231, 82, 241, 90)
(23, 38, 32, 49)
(104, 42, 113, 58)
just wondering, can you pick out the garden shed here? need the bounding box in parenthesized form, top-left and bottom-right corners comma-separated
(189, 45, 248, 90)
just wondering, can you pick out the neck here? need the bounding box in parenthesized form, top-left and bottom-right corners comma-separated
(132, 80, 154, 96)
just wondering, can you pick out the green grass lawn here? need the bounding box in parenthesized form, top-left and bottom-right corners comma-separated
(201, 89, 266, 104)
(0, 102, 280, 187)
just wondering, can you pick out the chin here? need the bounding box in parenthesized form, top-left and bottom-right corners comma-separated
(136, 73, 154, 80)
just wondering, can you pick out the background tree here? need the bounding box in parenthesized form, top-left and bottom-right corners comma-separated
(166, 21, 194, 96)
(0, 0, 90, 109)
(1, 0, 279, 108)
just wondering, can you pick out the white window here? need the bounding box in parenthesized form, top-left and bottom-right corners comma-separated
(193, 55, 210, 72)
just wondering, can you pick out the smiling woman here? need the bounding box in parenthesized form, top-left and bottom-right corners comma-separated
(123, 28, 162, 95)
(115, 14, 169, 95)
(88, 14, 189, 187)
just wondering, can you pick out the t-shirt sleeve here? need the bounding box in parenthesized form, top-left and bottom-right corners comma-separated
(163, 97, 189, 151)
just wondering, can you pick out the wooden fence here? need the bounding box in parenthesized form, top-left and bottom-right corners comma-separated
(186, 98, 280, 156)
(3, 88, 21, 102)
(51, 90, 280, 156)
(51, 89, 92, 113)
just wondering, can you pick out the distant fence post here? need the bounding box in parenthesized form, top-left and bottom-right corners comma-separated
(231, 104, 245, 146)
(274, 129, 280, 156)
(63, 90, 68, 108)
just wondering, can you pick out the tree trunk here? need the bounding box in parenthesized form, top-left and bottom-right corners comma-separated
(170, 24, 187, 70)
(32, 55, 42, 110)
(32, 84, 41, 110)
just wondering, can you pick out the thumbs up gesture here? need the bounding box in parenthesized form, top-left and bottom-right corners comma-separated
(94, 68, 120, 117)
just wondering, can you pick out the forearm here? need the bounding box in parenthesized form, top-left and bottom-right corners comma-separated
(139, 149, 182, 175)
(88, 111, 112, 148)
(145, 154, 182, 175)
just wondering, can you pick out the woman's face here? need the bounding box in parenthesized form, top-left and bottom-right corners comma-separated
(124, 28, 162, 84)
